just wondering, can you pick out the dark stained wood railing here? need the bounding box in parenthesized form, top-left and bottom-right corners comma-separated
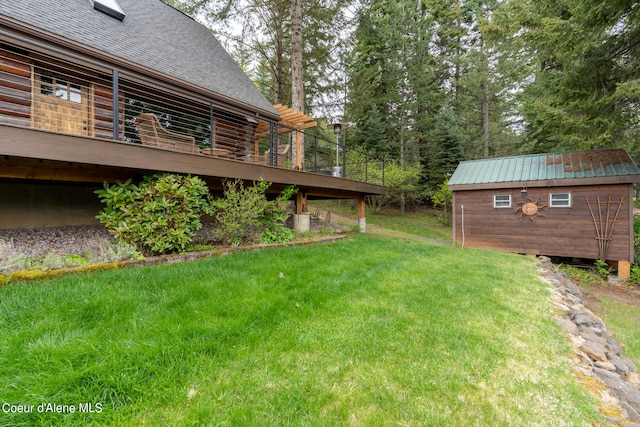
(0, 37, 384, 183)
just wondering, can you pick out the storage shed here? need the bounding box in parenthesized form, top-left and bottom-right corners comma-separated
(448, 149, 640, 278)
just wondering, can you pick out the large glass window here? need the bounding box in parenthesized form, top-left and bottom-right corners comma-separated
(40, 76, 82, 103)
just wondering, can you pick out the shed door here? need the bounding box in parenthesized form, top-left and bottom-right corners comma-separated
(33, 75, 89, 136)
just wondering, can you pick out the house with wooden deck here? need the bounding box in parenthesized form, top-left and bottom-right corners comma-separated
(448, 149, 640, 278)
(0, 0, 384, 229)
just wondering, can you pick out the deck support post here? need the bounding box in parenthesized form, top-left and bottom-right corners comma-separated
(293, 192, 309, 233)
(295, 192, 307, 214)
(617, 260, 631, 279)
(357, 196, 366, 233)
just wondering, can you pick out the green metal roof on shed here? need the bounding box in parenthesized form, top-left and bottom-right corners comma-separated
(448, 149, 640, 190)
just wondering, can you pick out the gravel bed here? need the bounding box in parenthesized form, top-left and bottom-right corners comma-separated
(0, 218, 342, 261)
(0, 225, 114, 259)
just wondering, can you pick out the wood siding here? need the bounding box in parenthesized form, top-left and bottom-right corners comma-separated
(0, 50, 31, 127)
(92, 79, 123, 140)
(452, 184, 633, 262)
(211, 116, 257, 160)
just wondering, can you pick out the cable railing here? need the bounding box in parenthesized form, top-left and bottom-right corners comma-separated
(0, 39, 384, 184)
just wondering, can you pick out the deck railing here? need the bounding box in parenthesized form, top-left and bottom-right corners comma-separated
(0, 35, 384, 184)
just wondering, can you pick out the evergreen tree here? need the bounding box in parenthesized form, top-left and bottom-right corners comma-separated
(499, 0, 640, 153)
(424, 106, 465, 190)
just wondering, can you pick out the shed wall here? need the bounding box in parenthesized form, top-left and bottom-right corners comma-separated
(452, 184, 633, 262)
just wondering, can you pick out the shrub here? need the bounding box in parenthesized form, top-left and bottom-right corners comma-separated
(432, 178, 453, 226)
(0, 239, 28, 274)
(96, 174, 211, 255)
(594, 259, 610, 277)
(97, 240, 142, 263)
(630, 217, 640, 286)
(210, 179, 296, 246)
(630, 264, 640, 286)
(260, 185, 297, 244)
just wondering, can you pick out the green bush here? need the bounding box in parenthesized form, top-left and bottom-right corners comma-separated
(630, 264, 640, 285)
(210, 179, 296, 246)
(96, 174, 211, 255)
(432, 179, 453, 226)
(631, 217, 640, 286)
(594, 259, 610, 277)
(260, 185, 297, 244)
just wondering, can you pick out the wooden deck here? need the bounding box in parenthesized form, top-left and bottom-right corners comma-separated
(0, 124, 385, 199)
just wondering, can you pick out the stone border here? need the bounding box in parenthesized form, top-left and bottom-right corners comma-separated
(0, 235, 348, 285)
(537, 256, 640, 425)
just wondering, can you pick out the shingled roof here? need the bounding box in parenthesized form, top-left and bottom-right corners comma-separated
(449, 148, 640, 190)
(0, 0, 278, 118)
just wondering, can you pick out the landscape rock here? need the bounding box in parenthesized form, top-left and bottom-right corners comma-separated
(580, 340, 609, 362)
(571, 311, 596, 326)
(594, 361, 617, 371)
(537, 256, 640, 423)
(556, 316, 578, 334)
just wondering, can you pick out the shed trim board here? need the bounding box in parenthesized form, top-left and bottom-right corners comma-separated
(448, 149, 640, 277)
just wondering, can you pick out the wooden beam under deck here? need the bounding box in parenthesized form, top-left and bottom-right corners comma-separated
(0, 124, 385, 198)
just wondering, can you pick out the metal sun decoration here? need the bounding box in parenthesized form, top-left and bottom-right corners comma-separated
(514, 197, 546, 222)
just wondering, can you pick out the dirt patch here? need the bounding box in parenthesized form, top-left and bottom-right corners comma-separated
(580, 281, 640, 311)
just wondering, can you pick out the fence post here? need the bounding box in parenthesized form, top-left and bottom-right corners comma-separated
(112, 69, 119, 141)
(365, 153, 369, 183)
(313, 134, 317, 173)
(342, 139, 347, 178)
(269, 122, 278, 166)
(209, 102, 215, 152)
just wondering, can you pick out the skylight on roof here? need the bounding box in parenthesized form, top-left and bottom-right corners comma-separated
(91, 0, 125, 21)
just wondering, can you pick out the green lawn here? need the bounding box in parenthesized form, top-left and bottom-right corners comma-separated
(313, 201, 452, 241)
(0, 235, 601, 426)
(366, 209, 451, 241)
(583, 288, 640, 366)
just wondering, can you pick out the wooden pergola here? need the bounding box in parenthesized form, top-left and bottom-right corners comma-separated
(255, 103, 317, 169)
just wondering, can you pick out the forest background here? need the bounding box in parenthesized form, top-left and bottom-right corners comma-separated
(164, 0, 640, 207)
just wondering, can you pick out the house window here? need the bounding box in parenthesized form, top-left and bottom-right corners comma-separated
(40, 76, 82, 104)
(494, 194, 511, 208)
(550, 192, 571, 207)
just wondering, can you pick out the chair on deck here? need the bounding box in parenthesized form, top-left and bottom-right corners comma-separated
(264, 144, 290, 166)
(134, 113, 196, 153)
(247, 144, 290, 167)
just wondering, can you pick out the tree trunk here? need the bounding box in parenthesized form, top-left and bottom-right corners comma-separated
(274, 8, 284, 104)
(481, 35, 489, 158)
(290, 0, 304, 169)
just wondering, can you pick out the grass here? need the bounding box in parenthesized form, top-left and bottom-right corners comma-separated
(366, 209, 451, 241)
(0, 234, 602, 426)
(313, 201, 452, 241)
(595, 296, 640, 364)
